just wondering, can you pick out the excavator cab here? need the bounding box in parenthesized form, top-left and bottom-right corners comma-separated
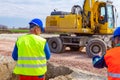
(99, 3, 115, 28)
(92, 1, 116, 34)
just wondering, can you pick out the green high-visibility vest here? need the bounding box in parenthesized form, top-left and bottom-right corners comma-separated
(13, 34, 47, 76)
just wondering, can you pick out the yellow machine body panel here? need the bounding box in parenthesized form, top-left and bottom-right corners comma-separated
(46, 14, 93, 34)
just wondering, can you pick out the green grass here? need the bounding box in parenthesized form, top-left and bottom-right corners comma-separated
(10, 29, 29, 33)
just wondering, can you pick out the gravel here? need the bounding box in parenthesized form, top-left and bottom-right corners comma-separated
(0, 33, 107, 77)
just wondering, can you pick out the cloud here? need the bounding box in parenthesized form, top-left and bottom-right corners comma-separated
(0, 0, 83, 27)
(0, 0, 119, 18)
(0, 0, 120, 27)
(0, 0, 83, 19)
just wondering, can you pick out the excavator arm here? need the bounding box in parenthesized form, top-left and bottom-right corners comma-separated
(82, 0, 95, 29)
(83, 0, 95, 12)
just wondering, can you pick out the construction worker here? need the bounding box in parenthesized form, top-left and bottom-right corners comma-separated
(12, 18, 51, 80)
(92, 27, 120, 80)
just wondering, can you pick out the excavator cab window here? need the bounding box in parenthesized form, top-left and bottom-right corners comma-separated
(100, 7, 105, 21)
(107, 5, 114, 28)
(98, 5, 107, 24)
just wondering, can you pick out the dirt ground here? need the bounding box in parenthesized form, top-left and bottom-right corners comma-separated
(0, 33, 107, 77)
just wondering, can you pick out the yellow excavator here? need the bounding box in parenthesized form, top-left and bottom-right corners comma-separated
(45, 0, 117, 57)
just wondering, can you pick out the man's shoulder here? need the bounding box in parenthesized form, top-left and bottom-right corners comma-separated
(107, 47, 120, 52)
(33, 35, 46, 42)
(17, 34, 28, 39)
(105, 47, 120, 56)
(39, 36, 46, 42)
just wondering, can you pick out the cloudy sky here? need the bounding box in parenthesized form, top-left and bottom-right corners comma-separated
(0, 0, 119, 28)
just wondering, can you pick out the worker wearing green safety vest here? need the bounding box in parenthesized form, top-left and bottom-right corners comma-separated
(12, 18, 51, 80)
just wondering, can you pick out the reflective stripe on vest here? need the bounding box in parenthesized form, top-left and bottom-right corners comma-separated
(108, 72, 120, 78)
(18, 57, 46, 60)
(17, 64, 46, 68)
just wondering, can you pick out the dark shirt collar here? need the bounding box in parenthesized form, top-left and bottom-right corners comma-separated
(116, 44, 120, 47)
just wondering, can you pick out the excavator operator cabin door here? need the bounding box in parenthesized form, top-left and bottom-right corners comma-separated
(98, 4, 114, 29)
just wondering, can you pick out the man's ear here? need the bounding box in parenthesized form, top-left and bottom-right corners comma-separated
(32, 27, 36, 33)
